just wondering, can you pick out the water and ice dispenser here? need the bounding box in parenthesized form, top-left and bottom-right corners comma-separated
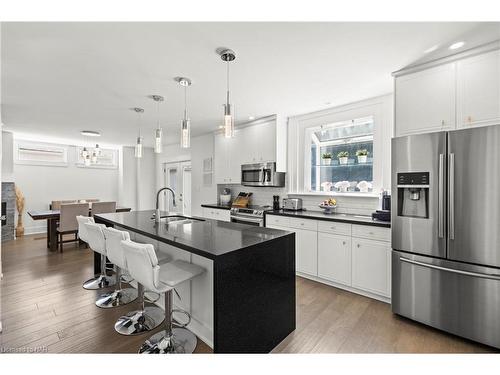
(397, 172, 429, 218)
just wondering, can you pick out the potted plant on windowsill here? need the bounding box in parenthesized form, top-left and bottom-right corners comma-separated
(321, 152, 333, 165)
(356, 149, 368, 163)
(337, 151, 349, 165)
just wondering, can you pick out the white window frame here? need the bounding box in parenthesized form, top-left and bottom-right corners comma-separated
(14, 140, 69, 167)
(287, 94, 393, 196)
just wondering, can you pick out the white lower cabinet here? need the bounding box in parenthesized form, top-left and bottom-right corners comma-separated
(266, 214, 391, 302)
(295, 228, 318, 276)
(317, 233, 351, 285)
(201, 207, 231, 222)
(351, 238, 391, 298)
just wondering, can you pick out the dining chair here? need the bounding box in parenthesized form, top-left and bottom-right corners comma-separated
(57, 203, 89, 252)
(51, 200, 77, 210)
(91, 201, 117, 216)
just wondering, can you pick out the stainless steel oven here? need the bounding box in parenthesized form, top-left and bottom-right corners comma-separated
(230, 207, 266, 227)
(241, 162, 285, 187)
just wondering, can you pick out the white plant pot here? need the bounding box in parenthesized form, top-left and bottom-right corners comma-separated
(357, 155, 367, 163)
(339, 157, 348, 165)
(322, 158, 332, 165)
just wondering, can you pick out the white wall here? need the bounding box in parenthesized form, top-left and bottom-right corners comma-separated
(119, 146, 156, 211)
(1, 131, 14, 182)
(13, 144, 120, 234)
(191, 133, 217, 217)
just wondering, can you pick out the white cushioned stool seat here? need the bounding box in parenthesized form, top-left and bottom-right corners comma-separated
(158, 260, 204, 288)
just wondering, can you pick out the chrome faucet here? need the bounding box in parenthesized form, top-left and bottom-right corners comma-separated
(155, 187, 176, 223)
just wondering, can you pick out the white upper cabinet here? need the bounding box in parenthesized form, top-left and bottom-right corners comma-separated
(457, 49, 500, 129)
(214, 131, 242, 184)
(214, 119, 277, 185)
(395, 62, 456, 136)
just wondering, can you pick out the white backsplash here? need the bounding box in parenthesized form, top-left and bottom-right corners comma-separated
(217, 184, 379, 216)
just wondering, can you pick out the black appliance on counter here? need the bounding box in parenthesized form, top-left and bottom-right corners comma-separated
(372, 194, 391, 222)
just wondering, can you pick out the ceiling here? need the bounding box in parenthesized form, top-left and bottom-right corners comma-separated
(2, 22, 499, 147)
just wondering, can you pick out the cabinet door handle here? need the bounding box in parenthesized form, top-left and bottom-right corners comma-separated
(300, 223, 304, 226)
(357, 244, 360, 248)
(342, 241, 346, 245)
(441, 120, 445, 126)
(369, 231, 374, 235)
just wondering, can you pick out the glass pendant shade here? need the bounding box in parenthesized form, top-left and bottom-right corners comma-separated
(91, 151, 98, 164)
(94, 144, 101, 156)
(84, 154, 91, 166)
(135, 137, 143, 158)
(223, 104, 234, 138)
(154, 128, 163, 154)
(181, 118, 191, 148)
(81, 147, 89, 158)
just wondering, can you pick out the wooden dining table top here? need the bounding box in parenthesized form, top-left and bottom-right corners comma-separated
(28, 207, 132, 220)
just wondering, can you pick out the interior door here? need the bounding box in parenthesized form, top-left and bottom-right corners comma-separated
(448, 125, 500, 267)
(182, 165, 192, 216)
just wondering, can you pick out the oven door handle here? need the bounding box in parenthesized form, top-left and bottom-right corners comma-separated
(231, 215, 263, 224)
(399, 257, 500, 281)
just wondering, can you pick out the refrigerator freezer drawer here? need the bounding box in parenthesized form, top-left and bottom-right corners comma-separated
(392, 250, 500, 349)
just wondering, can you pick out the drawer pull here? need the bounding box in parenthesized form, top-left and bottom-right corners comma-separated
(300, 223, 304, 226)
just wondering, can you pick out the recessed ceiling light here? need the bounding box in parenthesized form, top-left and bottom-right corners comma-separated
(80, 130, 101, 137)
(248, 116, 255, 121)
(449, 41, 465, 50)
(424, 45, 439, 54)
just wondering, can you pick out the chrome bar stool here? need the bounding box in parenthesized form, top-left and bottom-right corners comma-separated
(113, 240, 168, 336)
(93, 227, 139, 308)
(76, 215, 94, 248)
(121, 240, 205, 354)
(82, 223, 116, 290)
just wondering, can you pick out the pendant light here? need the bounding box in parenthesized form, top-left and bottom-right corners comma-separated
(151, 95, 164, 154)
(177, 77, 192, 148)
(133, 107, 144, 158)
(219, 48, 236, 138)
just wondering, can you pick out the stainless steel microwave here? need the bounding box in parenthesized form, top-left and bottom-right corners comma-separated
(241, 162, 285, 187)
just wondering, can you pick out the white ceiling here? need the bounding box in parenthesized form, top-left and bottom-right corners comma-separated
(2, 22, 499, 147)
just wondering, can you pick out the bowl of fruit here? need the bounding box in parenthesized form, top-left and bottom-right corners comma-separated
(319, 198, 337, 214)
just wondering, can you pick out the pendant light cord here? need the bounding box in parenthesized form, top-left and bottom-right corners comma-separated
(157, 99, 160, 130)
(226, 60, 230, 105)
(184, 84, 188, 120)
(138, 111, 142, 138)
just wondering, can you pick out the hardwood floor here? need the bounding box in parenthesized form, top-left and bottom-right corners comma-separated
(1, 234, 496, 353)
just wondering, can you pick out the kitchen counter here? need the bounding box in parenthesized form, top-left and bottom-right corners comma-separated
(93, 210, 296, 353)
(265, 209, 391, 228)
(201, 203, 232, 210)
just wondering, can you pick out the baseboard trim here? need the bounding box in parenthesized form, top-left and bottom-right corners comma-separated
(296, 272, 391, 304)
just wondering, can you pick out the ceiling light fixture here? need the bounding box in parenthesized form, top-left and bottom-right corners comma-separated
(424, 45, 439, 54)
(151, 95, 164, 154)
(219, 48, 236, 138)
(177, 77, 192, 149)
(133, 107, 144, 158)
(80, 130, 101, 137)
(449, 41, 465, 50)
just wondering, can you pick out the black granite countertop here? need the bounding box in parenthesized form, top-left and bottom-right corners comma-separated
(201, 203, 232, 210)
(95, 210, 293, 260)
(265, 209, 391, 228)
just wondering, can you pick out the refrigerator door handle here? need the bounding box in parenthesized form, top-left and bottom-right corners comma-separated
(438, 153, 445, 238)
(448, 153, 455, 240)
(399, 257, 500, 281)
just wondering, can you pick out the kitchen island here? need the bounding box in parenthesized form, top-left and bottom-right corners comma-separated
(94, 210, 296, 353)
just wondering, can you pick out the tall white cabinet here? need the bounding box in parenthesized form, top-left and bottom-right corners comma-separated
(394, 45, 500, 137)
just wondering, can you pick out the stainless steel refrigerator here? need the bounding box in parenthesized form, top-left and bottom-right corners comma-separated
(391, 125, 500, 349)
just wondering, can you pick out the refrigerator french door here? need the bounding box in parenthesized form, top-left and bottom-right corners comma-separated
(391, 125, 500, 349)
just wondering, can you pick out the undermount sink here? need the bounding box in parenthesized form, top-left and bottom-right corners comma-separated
(154, 215, 205, 225)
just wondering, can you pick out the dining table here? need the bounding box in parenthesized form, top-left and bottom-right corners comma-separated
(28, 206, 132, 252)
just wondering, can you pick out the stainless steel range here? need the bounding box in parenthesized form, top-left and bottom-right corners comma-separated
(230, 205, 272, 227)
(391, 125, 500, 349)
